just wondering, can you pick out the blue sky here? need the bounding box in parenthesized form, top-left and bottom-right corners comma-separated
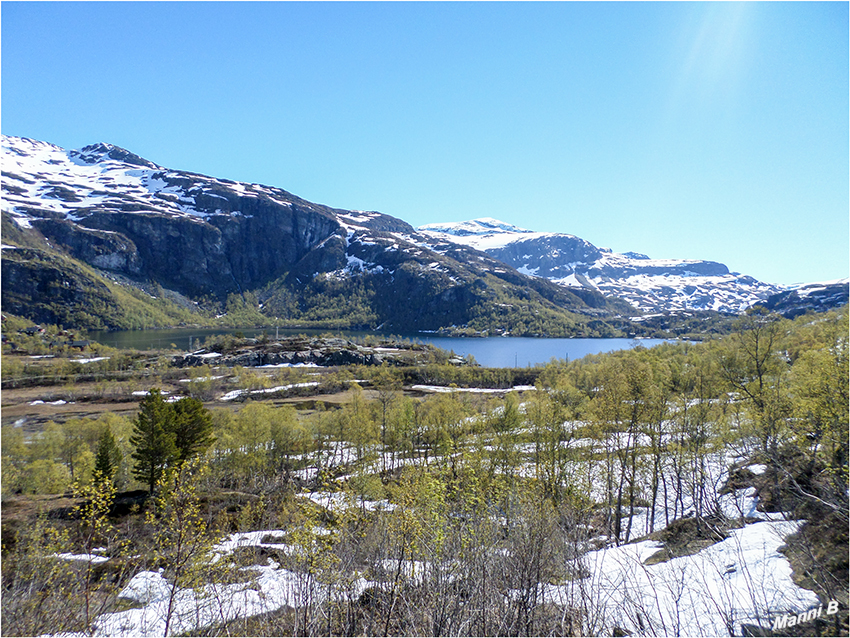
(3, 2, 847, 286)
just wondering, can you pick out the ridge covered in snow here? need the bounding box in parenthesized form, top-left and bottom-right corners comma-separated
(419, 218, 787, 314)
(2, 135, 300, 227)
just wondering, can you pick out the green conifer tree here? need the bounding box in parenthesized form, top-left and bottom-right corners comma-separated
(93, 427, 122, 485)
(170, 397, 214, 463)
(130, 389, 177, 493)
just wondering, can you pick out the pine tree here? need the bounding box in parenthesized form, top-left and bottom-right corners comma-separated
(93, 427, 122, 485)
(130, 389, 177, 493)
(170, 397, 214, 463)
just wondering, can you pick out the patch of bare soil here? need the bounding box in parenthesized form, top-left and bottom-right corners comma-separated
(642, 514, 739, 565)
(1, 492, 81, 554)
(1, 400, 144, 432)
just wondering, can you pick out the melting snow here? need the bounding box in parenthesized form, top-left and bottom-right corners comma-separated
(411, 384, 535, 394)
(563, 519, 819, 637)
(52, 552, 110, 564)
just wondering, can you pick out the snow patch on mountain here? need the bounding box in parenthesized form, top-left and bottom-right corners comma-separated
(1, 135, 289, 227)
(419, 218, 786, 314)
(791, 278, 849, 298)
(420, 218, 573, 252)
(761, 278, 849, 318)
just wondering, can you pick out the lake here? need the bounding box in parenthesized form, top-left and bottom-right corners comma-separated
(87, 327, 669, 369)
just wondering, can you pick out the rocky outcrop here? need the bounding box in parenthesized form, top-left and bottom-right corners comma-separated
(173, 337, 442, 368)
(30, 218, 142, 274)
(1, 247, 116, 327)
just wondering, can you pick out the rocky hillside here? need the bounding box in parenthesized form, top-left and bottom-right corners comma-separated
(760, 279, 850, 318)
(418, 218, 785, 314)
(1, 136, 631, 336)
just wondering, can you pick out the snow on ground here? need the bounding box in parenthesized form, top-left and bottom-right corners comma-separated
(190, 351, 222, 359)
(87, 564, 311, 637)
(298, 490, 396, 514)
(39, 394, 819, 638)
(118, 570, 172, 604)
(210, 529, 291, 562)
(719, 486, 787, 522)
(541, 519, 819, 637)
(220, 381, 319, 402)
(82, 527, 375, 637)
(177, 375, 226, 383)
(411, 384, 535, 394)
(52, 552, 110, 564)
(57, 468, 817, 638)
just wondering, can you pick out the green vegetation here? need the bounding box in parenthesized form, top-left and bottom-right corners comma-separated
(1, 216, 710, 337)
(130, 390, 214, 492)
(1, 245, 203, 330)
(1, 307, 847, 636)
(0, 236, 762, 339)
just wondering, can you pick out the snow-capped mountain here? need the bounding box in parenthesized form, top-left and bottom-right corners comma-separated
(1, 136, 628, 335)
(419, 218, 785, 314)
(761, 278, 850, 318)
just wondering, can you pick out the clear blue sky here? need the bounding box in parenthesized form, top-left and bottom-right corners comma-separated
(3, 1, 847, 286)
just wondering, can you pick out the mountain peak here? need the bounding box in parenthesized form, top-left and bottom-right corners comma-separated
(1, 135, 629, 335)
(72, 142, 160, 169)
(419, 218, 531, 237)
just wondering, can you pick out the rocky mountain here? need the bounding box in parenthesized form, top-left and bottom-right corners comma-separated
(418, 218, 785, 314)
(1, 136, 631, 336)
(760, 279, 850, 318)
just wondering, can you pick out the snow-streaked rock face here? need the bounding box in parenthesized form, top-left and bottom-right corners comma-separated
(3, 136, 632, 333)
(2, 135, 349, 298)
(762, 278, 850, 318)
(4, 136, 256, 223)
(419, 218, 785, 314)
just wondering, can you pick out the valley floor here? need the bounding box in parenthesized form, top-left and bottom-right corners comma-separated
(3, 309, 848, 637)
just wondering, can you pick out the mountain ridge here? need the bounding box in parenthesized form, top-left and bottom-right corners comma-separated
(418, 218, 786, 314)
(4, 136, 842, 335)
(1, 135, 630, 336)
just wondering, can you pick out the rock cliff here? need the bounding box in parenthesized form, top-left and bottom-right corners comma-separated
(1, 136, 626, 335)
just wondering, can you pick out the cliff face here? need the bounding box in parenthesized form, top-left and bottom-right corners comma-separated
(74, 204, 345, 298)
(29, 218, 143, 275)
(2, 136, 626, 335)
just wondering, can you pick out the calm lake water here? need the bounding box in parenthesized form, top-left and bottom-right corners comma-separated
(88, 327, 668, 368)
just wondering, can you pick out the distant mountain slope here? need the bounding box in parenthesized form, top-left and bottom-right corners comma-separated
(418, 218, 785, 314)
(759, 279, 850, 318)
(1, 136, 630, 336)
